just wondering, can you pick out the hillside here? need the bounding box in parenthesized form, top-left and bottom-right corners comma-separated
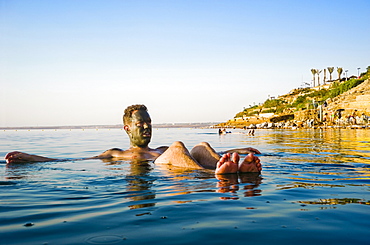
(217, 67, 370, 128)
(326, 79, 370, 112)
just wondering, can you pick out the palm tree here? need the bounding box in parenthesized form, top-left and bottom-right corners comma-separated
(327, 67, 334, 81)
(311, 69, 317, 87)
(337, 67, 343, 80)
(316, 69, 322, 86)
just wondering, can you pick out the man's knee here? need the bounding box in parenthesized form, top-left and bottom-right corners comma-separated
(170, 141, 186, 148)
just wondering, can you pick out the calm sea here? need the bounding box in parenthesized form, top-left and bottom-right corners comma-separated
(1, 128, 369, 245)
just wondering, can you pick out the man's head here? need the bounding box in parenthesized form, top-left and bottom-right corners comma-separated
(123, 104, 152, 148)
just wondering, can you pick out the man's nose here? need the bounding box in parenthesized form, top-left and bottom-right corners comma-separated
(143, 123, 149, 129)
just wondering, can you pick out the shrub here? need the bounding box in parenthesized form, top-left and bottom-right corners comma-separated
(263, 99, 284, 108)
(262, 109, 276, 113)
(329, 78, 365, 98)
(292, 95, 309, 107)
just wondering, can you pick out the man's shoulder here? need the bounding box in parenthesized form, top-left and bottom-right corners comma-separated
(98, 148, 125, 158)
(108, 148, 124, 152)
(102, 148, 124, 154)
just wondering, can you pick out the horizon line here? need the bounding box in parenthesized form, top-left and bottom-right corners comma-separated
(0, 122, 221, 130)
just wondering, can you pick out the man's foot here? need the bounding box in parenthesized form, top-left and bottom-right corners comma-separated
(215, 153, 262, 174)
(238, 153, 262, 173)
(154, 141, 202, 169)
(215, 153, 239, 174)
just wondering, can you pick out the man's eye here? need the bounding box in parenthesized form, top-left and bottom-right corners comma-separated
(136, 121, 150, 127)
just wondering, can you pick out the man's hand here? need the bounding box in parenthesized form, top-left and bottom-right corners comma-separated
(5, 151, 55, 163)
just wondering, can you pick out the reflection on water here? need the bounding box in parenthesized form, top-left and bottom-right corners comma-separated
(298, 198, 370, 206)
(264, 129, 370, 165)
(0, 128, 369, 244)
(125, 162, 156, 210)
(216, 173, 262, 199)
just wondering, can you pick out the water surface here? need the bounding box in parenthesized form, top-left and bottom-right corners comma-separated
(1, 128, 369, 244)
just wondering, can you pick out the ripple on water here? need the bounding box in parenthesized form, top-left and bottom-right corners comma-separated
(85, 235, 126, 244)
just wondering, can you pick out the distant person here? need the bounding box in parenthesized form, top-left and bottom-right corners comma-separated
(5, 104, 261, 174)
(362, 113, 370, 124)
(351, 110, 357, 124)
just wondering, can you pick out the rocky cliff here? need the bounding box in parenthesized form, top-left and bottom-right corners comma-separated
(326, 78, 370, 114)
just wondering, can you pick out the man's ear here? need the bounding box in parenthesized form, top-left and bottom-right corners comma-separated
(123, 125, 130, 132)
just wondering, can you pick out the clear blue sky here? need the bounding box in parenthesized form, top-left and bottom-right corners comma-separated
(1, 0, 369, 127)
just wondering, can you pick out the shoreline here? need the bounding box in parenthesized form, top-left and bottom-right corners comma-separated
(212, 122, 370, 130)
(2, 124, 369, 131)
(0, 122, 220, 131)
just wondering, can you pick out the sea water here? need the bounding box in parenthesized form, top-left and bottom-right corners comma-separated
(0, 128, 369, 245)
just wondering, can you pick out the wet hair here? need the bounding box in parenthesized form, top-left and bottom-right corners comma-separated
(123, 104, 148, 125)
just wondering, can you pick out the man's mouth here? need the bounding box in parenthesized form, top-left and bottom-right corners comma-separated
(142, 131, 151, 137)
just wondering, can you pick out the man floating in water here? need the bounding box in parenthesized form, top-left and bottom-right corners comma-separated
(5, 104, 261, 174)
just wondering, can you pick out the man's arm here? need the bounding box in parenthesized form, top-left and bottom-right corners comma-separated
(5, 148, 124, 163)
(222, 147, 261, 155)
(5, 151, 57, 163)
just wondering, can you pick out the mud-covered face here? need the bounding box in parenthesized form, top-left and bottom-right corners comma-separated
(125, 110, 152, 147)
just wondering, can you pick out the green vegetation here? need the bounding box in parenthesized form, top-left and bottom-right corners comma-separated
(261, 108, 276, 113)
(235, 105, 259, 117)
(337, 67, 343, 80)
(329, 78, 366, 98)
(261, 99, 287, 114)
(327, 67, 334, 81)
(291, 94, 311, 109)
(263, 98, 283, 108)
